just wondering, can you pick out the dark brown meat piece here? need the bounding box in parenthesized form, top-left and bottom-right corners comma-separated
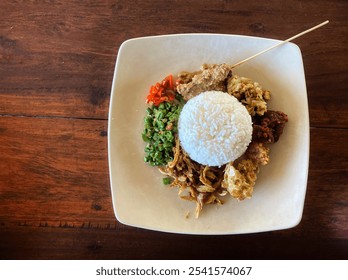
(252, 110, 288, 143)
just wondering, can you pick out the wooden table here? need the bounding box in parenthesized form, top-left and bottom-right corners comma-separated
(0, 0, 347, 260)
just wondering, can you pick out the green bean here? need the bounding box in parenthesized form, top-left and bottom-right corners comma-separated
(163, 142, 172, 148)
(142, 98, 183, 166)
(142, 133, 151, 143)
(162, 177, 172, 185)
(157, 144, 164, 151)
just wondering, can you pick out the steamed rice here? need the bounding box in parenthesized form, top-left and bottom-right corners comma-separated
(178, 91, 253, 166)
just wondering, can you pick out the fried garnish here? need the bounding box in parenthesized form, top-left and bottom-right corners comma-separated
(246, 141, 270, 166)
(195, 193, 205, 218)
(167, 137, 180, 168)
(160, 139, 265, 216)
(195, 192, 223, 218)
(222, 160, 259, 201)
(227, 75, 271, 116)
(160, 138, 225, 217)
(199, 165, 223, 189)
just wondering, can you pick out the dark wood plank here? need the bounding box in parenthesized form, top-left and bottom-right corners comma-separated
(1, 226, 347, 260)
(0, 116, 113, 227)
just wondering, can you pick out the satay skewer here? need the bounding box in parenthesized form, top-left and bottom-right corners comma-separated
(231, 20, 329, 69)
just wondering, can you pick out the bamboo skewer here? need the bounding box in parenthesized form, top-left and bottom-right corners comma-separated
(230, 20, 329, 69)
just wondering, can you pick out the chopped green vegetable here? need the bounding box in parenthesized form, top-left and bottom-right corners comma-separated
(162, 177, 172, 185)
(142, 98, 183, 166)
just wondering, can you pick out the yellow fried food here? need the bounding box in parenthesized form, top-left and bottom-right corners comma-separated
(227, 75, 271, 116)
(221, 160, 259, 201)
(246, 141, 270, 165)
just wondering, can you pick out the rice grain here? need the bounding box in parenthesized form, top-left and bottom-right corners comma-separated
(178, 91, 252, 166)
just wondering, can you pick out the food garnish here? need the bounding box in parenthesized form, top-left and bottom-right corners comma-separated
(142, 101, 183, 166)
(146, 74, 176, 106)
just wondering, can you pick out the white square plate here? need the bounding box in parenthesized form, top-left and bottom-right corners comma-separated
(108, 34, 309, 234)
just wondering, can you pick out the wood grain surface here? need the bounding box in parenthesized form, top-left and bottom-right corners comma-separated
(0, 0, 347, 260)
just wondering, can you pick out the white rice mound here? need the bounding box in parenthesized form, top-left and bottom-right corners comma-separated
(178, 90, 253, 167)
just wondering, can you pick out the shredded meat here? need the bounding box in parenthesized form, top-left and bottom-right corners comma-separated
(159, 138, 225, 218)
(176, 64, 232, 100)
(160, 140, 267, 216)
(252, 110, 288, 143)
